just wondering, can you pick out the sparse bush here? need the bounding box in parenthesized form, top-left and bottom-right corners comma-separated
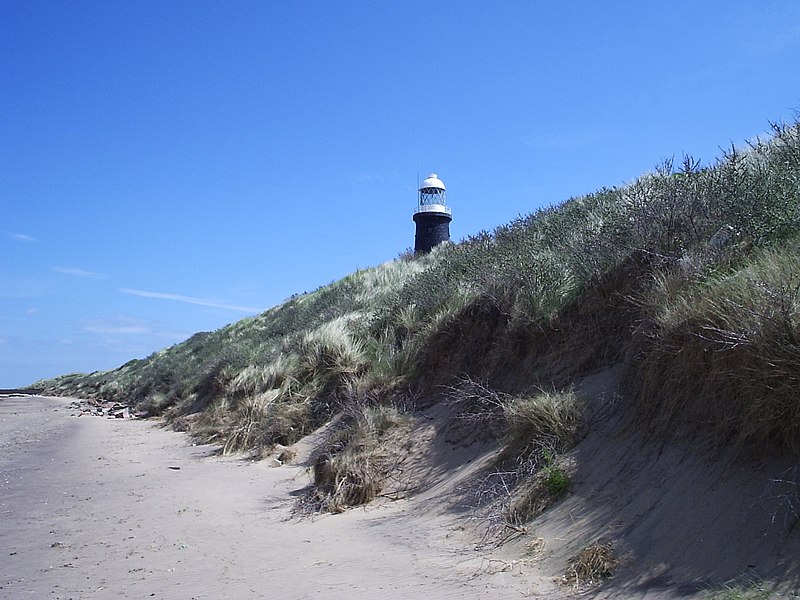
(443, 376, 509, 429)
(451, 382, 584, 529)
(542, 457, 571, 497)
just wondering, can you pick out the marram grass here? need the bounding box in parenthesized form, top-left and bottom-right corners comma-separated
(34, 118, 800, 460)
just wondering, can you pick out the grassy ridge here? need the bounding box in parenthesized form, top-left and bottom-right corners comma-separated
(37, 119, 800, 465)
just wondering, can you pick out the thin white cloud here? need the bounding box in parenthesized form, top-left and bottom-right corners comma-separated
(81, 317, 192, 356)
(120, 288, 260, 314)
(26, 308, 38, 316)
(10, 233, 37, 243)
(85, 323, 151, 335)
(83, 316, 152, 336)
(52, 266, 106, 279)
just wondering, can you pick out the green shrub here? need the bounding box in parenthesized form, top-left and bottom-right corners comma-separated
(542, 458, 572, 497)
(505, 452, 574, 525)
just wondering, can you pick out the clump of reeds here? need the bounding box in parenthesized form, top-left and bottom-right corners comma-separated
(214, 317, 370, 453)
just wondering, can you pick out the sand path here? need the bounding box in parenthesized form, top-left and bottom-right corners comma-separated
(0, 396, 551, 599)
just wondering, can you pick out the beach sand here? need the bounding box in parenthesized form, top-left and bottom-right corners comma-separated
(0, 395, 554, 599)
(4, 392, 799, 599)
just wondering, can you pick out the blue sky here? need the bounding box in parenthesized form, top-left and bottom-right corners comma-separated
(2, 1, 799, 388)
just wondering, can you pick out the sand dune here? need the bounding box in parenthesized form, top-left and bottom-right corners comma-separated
(3, 392, 799, 599)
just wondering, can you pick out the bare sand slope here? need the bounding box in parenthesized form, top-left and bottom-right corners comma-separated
(489, 369, 800, 598)
(0, 396, 555, 600)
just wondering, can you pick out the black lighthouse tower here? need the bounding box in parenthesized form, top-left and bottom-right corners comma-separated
(413, 173, 452, 254)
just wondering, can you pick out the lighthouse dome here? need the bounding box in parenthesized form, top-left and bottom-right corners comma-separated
(420, 173, 445, 191)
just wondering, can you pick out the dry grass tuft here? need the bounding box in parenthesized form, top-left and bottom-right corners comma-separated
(309, 403, 411, 512)
(312, 454, 382, 510)
(221, 389, 309, 454)
(562, 543, 618, 587)
(443, 380, 584, 450)
(503, 389, 584, 452)
(226, 354, 300, 399)
(212, 318, 370, 454)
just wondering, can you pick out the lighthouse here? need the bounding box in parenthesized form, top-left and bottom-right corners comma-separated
(413, 173, 452, 254)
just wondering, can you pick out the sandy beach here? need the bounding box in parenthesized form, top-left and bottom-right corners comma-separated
(4, 393, 800, 599)
(0, 395, 555, 600)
